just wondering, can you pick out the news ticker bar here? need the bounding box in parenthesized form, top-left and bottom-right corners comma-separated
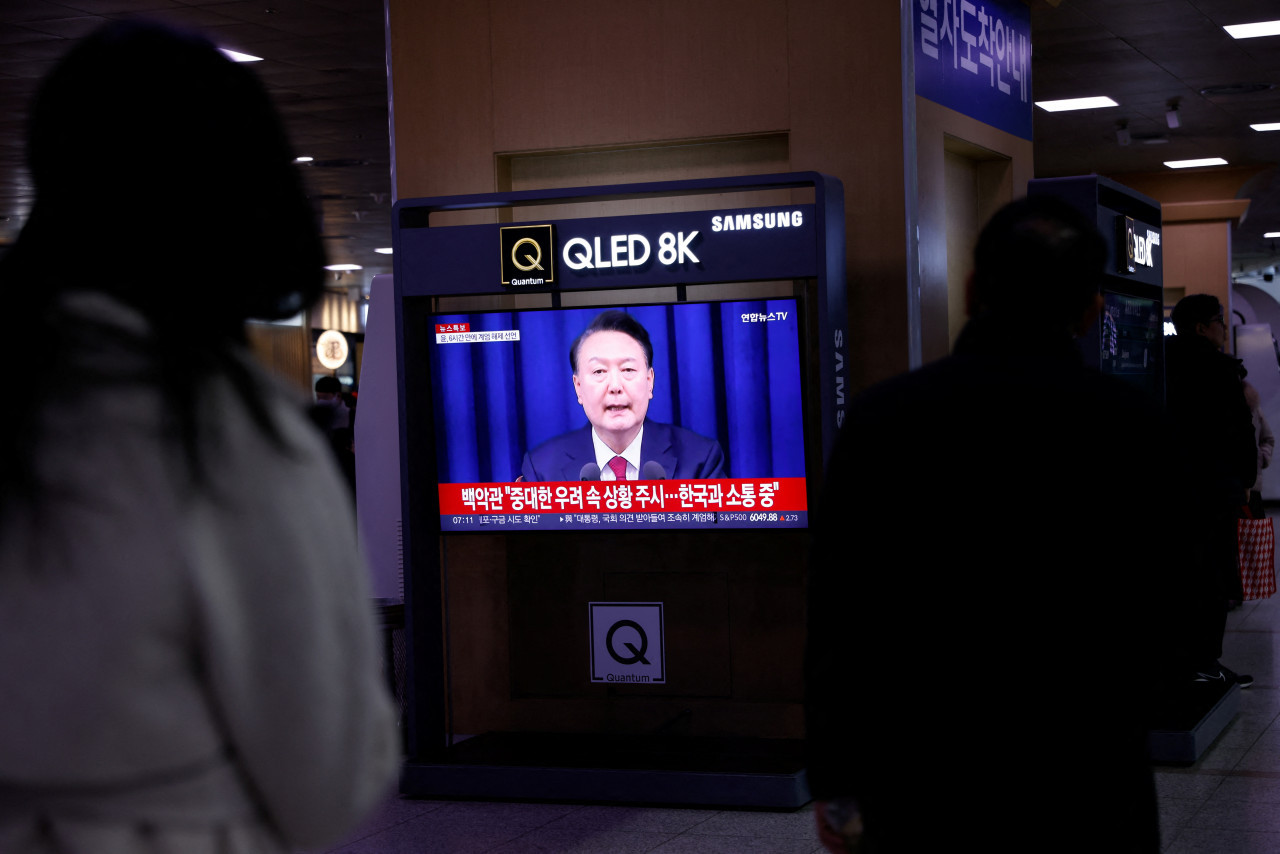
(440, 477, 805, 514)
(437, 477, 807, 531)
(439, 509, 807, 531)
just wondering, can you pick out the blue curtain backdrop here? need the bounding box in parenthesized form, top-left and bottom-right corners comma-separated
(430, 299, 805, 482)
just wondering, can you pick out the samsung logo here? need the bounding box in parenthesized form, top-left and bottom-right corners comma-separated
(710, 210, 805, 232)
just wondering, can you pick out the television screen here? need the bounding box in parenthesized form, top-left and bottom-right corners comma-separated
(1099, 291, 1162, 399)
(428, 298, 809, 531)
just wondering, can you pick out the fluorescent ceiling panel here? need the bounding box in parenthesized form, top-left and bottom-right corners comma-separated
(1225, 20, 1280, 39)
(1035, 96, 1118, 112)
(219, 48, 263, 62)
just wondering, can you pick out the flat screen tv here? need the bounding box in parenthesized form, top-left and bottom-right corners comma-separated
(427, 297, 809, 532)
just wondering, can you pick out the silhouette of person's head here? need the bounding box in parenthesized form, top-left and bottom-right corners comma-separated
(10, 18, 324, 325)
(969, 195, 1106, 332)
(1171, 293, 1226, 349)
(0, 20, 329, 502)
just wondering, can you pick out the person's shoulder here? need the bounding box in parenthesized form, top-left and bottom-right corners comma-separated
(528, 424, 590, 455)
(843, 355, 970, 424)
(522, 425, 594, 481)
(649, 419, 719, 450)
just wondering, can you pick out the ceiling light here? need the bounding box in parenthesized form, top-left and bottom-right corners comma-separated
(219, 48, 263, 62)
(1252, 123, 1280, 132)
(1035, 96, 1119, 112)
(1200, 82, 1274, 96)
(325, 264, 363, 271)
(375, 247, 394, 254)
(294, 156, 314, 163)
(1224, 20, 1280, 39)
(1265, 232, 1280, 238)
(1164, 158, 1228, 169)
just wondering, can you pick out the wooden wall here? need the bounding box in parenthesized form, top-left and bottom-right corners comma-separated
(244, 321, 312, 395)
(389, 0, 911, 390)
(915, 97, 1034, 363)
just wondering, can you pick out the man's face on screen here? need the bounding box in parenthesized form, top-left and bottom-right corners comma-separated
(572, 330, 654, 453)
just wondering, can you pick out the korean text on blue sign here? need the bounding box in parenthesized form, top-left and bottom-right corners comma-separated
(915, 0, 1032, 141)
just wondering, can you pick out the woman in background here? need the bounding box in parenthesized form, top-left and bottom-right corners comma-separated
(0, 20, 397, 853)
(1244, 380, 1274, 517)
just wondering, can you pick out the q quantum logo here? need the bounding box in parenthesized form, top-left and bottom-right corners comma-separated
(500, 224, 555, 288)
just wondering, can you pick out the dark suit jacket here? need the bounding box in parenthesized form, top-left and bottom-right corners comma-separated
(520, 420, 727, 482)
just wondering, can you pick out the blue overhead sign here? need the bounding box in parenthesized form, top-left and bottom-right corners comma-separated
(914, 0, 1033, 141)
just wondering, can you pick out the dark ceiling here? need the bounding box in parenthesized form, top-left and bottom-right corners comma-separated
(0, 1, 1278, 296)
(0, 0, 393, 292)
(1031, 0, 1280, 284)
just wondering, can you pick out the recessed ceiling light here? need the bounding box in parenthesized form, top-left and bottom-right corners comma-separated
(1035, 96, 1119, 112)
(294, 156, 314, 163)
(1265, 232, 1280, 238)
(325, 264, 363, 271)
(1164, 158, 1228, 169)
(1252, 123, 1280, 132)
(1224, 20, 1280, 39)
(375, 247, 394, 254)
(219, 48, 263, 62)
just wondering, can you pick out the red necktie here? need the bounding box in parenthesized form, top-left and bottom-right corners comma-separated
(608, 456, 628, 481)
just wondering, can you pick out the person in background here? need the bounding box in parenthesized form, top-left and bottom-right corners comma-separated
(311, 376, 357, 496)
(1165, 294, 1256, 686)
(1243, 380, 1273, 519)
(0, 20, 397, 853)
(806, 196, 1168, 853)
(314, 374, 352, 430)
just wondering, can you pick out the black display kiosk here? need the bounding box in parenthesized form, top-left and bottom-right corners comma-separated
(1029, 175, 1240, 763)
(1029, 175, 1166, 402)
(391, 173, 847, 805)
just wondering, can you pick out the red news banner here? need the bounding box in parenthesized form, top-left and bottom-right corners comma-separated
(438, 478, 808, 531)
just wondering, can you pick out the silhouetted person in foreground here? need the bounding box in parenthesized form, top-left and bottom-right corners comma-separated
(806, 196, 1167, 853)
(0, 20, 396, 853)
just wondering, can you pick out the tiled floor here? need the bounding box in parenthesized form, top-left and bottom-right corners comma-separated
(327, 521, 1280, 854)
(1157, 590, 1280, 853)
(322, 798, 825, 853)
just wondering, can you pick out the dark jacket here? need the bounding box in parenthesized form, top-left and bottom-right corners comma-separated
(1164, 333, 1257, 504)
(1163, 332, 1256, 607)
(805, 312, 1165, 852)
(519, 419, 728, 482)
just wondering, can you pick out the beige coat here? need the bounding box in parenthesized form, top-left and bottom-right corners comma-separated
(0, 294, 398, 852)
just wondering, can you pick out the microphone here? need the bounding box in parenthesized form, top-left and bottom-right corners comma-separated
(579, 462, 601, 481)
(640, 461, 667, 481)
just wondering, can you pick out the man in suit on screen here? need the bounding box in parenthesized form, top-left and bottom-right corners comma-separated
(520, 310, 727, 482)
